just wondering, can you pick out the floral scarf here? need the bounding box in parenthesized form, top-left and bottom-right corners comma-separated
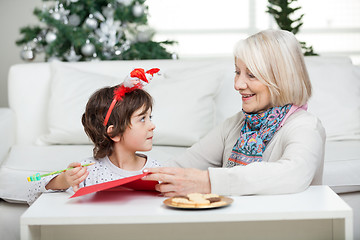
(226, 104, 292, 167)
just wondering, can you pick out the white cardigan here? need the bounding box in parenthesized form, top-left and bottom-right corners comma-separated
(170, 110, 326, 196)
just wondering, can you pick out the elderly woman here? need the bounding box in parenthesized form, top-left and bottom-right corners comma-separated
(143, 29, 326, 196)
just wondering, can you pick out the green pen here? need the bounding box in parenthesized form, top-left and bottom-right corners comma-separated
(27, 162, 95, 182)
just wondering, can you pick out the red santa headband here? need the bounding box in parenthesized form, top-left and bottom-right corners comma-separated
(103, 68, 160, 126)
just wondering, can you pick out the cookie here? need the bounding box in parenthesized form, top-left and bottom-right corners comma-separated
(193, 199, 211, 207)
(187, 193, 204, 201)
(171, 197, 196, 207)
(169, 193, 226, 208)
(172, 195, 189, 200)
(210, 201, 227, 207)
(203, 193, 220, 199)
(206, 197, 221, 203)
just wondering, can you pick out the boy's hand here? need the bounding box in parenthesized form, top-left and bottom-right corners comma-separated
(63, 162, 89, 192)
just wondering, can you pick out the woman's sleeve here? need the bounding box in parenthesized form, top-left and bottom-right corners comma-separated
(169, 119, 231, 170)
(209, 115, 326, 196)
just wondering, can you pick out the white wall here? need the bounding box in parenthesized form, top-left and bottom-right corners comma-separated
(0, 0, 43, 107)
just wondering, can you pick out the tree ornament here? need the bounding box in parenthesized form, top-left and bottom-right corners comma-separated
(20, 45, 35, 61)
(124, 23, 137, 43)
(116, 0, 133, 6)
(68, 14, 81, 26)
(171, 53, 178, 60)
(28, 37, 43, 53)
(132, 2, 144, 17)
(51, 9, 61, 21)
(120, 40, 131, 52)
(114, 46, 122, 56)
(95, 18, 122, 50)
(102, 3, 115, 19)
(64, 46, 82, 62)
(85, 14, 98, 29)
(45, 31, 57, 43)
(28, 38, 38, 50)
(90, 52, 100, 62)
(51, 3, 70, 23)
(58, 3, 70, 23)
(93, 11, 105, 22)
(136, 25, 155, 42)
(48, 56, 61, 62)
(81, 39, 95, 57)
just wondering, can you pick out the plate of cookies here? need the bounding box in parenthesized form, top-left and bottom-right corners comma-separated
(163, 193, 233, 209)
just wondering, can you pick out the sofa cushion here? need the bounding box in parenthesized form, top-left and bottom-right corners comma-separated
(0, 108, 15, 166)
(306, 57, 360, 141)
(37, 63, 118, 145)
(146, 64, 223, 146)
(323, 140, 360, 193)
(38, 61, 223, 147)
(214, 64, 243, 125)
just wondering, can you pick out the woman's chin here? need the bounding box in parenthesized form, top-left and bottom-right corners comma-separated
(242, 104, 272, 114)
(242, 106, 256, 114)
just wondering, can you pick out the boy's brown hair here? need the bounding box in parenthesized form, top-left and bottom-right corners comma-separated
(81, 85, 153, 159)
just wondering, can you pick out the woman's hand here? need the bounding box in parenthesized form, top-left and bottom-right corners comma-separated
(143, 167, 211, 197)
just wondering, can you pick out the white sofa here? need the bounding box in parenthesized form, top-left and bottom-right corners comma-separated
(1, 57, 360, 240)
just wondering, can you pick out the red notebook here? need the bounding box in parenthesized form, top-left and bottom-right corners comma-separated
(70, 172, 157, 198)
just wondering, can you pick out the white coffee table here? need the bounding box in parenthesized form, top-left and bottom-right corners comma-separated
(21, 185, 353, 240)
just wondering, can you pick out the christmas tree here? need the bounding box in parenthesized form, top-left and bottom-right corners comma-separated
(16, 0, 176, 62)
(267, 0, 318, 56)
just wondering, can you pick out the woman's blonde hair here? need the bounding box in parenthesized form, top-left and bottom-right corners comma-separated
(233, 29, 311, 106)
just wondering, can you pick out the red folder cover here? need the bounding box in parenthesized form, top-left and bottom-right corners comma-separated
(70, 172, 157, 198)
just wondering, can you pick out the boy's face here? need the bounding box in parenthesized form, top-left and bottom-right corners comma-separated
(121, 106, 155, 152)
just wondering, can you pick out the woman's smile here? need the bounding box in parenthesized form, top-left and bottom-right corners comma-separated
(241, 93, 256, 101)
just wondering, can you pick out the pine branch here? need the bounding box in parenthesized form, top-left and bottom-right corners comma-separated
(16, 26, 42, 45)
(267, 0, 318, 55)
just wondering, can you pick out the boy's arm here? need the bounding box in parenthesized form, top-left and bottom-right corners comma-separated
(45, 173, 70, 190)
(27, 162, 88, 205)
(46, 162, 89, 192)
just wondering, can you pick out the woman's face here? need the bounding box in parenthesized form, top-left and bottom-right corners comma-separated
(234, 58, 272, 114)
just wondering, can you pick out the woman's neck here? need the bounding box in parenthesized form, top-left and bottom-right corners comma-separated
(108, 146, 146, 171)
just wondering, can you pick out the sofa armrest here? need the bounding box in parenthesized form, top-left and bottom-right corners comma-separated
(0, 108, 15, 166)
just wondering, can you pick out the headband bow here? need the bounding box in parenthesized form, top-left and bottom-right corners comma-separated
(103, 68, 160, 126)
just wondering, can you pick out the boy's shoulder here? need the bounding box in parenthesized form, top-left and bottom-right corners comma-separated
(81, 156, 108, 166)
(140, 154, 161, 168)
(81, 157, 97, 164)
